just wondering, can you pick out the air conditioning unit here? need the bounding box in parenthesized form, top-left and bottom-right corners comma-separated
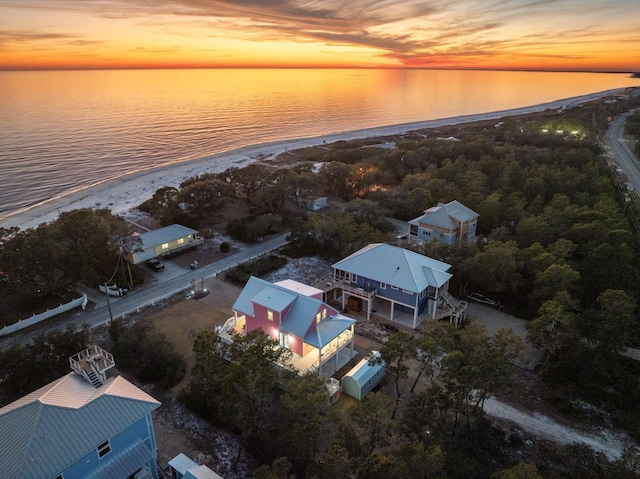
(133, 467, 152, 479)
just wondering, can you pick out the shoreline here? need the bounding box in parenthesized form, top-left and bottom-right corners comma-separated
(0, 88, 626, 231)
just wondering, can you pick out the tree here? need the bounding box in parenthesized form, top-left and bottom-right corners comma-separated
(352, 392, 395, 454)
(178, 178, 230, 218)
(491, 462, 542, 479)
(375, 330, 413, 419)
(588, 289, 637, 356)
(527, 291, 578, 368)
(471, 240, 521, 294)
(533, 263, 580, 303)
(276, 374, 333, 472)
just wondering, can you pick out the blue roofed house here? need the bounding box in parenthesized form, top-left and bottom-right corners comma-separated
(219, 277, 356, 378)
(408, 200, 478, 246)
(330, 243, 467, 329)
(0, 346, 161, 479)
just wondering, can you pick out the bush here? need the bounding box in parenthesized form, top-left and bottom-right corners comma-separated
(109, 319, 185, 388)
(225, 254, 288, 285)
(227, 213, 283, 242)
(220, 241, 230, 253)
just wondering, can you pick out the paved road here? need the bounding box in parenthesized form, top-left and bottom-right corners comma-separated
(0, 232, 289, 347)
(604, 112, 640, 192)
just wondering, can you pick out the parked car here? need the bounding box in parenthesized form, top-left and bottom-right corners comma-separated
(467, 292, 497, 307)
(145, 258, 165, 272)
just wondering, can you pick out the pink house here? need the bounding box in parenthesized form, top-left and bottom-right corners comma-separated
(221, 276, 356, 376)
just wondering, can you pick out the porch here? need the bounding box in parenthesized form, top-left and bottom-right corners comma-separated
(218, 317, 356, 377)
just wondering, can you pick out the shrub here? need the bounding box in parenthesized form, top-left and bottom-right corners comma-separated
(220, 241, 230, 253)
(225, 254, 287, 285)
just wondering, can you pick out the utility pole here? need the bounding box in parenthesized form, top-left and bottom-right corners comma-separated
(104, 282, 114, 323)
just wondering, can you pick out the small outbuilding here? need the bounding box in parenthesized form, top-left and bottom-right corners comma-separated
(341, 351, 385, 400)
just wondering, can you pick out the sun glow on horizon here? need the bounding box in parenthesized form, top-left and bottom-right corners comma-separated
(1, 0, 639, 72)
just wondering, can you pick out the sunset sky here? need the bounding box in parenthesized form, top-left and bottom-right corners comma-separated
(1, 0, 639, 71)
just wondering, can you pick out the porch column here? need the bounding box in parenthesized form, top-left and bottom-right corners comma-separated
(366, 296, 372, 322)
(350, 325, 355, 359)
(318, 348, 324, 377)
(390, 301, 395, 323)
(412, 308, 418, 329)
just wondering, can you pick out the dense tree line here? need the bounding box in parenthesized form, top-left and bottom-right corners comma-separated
(0, 208, 143, 326)
(0, 326, 90, 406)
(181, 322, 639, 478)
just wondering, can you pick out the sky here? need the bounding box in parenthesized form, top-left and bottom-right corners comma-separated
(1, 0, 639, 72)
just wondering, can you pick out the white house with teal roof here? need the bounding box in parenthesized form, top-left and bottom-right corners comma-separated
(0, 346, 160, 479)
(330, 243, 467, 329)
(408, 200, 478, 246)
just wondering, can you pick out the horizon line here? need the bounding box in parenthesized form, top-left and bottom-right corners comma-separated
(0, 66, 637, 75)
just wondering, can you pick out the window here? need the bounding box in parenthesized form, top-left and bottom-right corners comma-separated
(161, 242, 169, 250)
(267, 310, 274, 321)
(380, 283, 386, 289)
(97, 440, 111, 458)
(316, 312, 322, 324)
(322, 308, 327, 320)
(178, 238, 184, 245)
(353, 274, 357, 283)
(391, 285, 399, 290)
(402, 289, 414, 295)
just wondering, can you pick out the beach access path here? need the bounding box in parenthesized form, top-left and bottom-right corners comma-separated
(0, 232, 290, 349)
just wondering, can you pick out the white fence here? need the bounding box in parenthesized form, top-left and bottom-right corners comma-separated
(0, 294, 88, 337)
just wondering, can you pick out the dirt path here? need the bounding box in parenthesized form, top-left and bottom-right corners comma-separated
(483, 397, 631, 460)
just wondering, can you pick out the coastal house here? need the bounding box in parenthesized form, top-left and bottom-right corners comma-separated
(408, 200, 478, 246)
(219, 277, 356, 376)
(0, 345, 161, 479)
(123, 224, 204, 264)
(299, 196, 328, 211)
(329, 243, 467, 329)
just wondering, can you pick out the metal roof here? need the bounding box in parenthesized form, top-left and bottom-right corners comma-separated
(169, 453, 199, 474)
(275, 279, 323, 297)
(184, 464, 225, 479)
(303, 314, 356, 349)
(0, 373, 160, 479)
(344, 351, 384, 384)
(136, 224, 198, 249)
(234, 277, 354, 348)
(409, 200, 478, 229)
(332, 243, 452, 292)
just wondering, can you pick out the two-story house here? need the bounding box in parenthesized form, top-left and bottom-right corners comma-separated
(0, 346, 161, 479)
(330, 243, 467, 329)
(408, 200, 478, 246)
(219, 277, 356, 377)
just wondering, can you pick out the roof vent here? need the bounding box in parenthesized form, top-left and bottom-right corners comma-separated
(69, 345, 115, 387)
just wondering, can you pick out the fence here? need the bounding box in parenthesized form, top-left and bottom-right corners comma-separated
(0, 294, 88, 337)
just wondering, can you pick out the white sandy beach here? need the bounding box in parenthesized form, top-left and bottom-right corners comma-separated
(0, 89, 625, 231)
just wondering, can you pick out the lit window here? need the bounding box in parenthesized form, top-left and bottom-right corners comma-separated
(97, 440, 111, 458)
(316, 312, 322, 324)
(267, 310, 273, 321)
(178, 238, 184, 245)
(161, 243, 169, 250)
(322, 309, 327, 319)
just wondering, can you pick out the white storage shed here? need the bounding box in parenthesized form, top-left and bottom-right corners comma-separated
(341, 351, 385, 400)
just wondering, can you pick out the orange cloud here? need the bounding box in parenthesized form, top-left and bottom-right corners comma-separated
(0, 0, 639, 71)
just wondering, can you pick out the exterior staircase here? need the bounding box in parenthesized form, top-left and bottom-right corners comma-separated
(437, 290, 468, 326)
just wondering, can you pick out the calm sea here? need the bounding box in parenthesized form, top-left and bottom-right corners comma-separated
(1, 69, 638, 222)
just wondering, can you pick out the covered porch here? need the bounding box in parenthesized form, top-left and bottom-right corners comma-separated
(218, 316, 356, 377)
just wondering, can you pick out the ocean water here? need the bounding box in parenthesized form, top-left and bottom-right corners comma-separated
(0, 68, 638, 222)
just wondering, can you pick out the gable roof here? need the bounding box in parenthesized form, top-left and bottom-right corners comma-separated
(135, 224, 198, 249)
(0, 373, 160, 479)
(409, 200, 478, 230)
(233, 277, 355, 348)
(332, 243, 452, 292)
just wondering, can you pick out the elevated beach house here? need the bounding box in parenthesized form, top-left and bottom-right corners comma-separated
(220, 277, 356, 377)
(408, 200, 478, 246)
(329, 243, 467, 329)
(123, 224, 203, 264)
(0, 346, 161, 479)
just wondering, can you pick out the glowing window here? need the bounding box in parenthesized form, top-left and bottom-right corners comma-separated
(178, 238, 184, 245)
(267, 310, 274, 321)
(161, 243, 169, 250)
